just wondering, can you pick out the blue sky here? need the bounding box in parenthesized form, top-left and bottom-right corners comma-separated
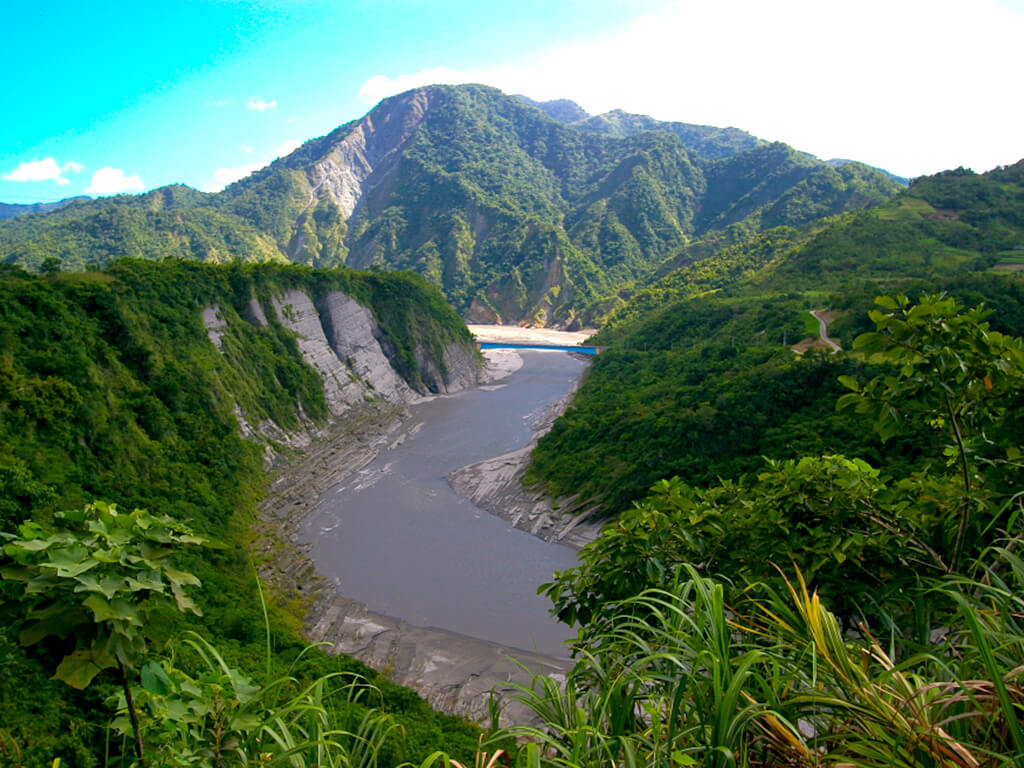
(3, 0, 1022, 203)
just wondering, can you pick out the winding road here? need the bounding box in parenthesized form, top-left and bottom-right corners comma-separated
(811, 309, 842, 352)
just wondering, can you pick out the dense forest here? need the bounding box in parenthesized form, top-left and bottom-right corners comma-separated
(0, 260, 482, 766)
(2, 85, 1023, 766)
(526, 159, 1024, 512)
(0, 85, 900, 327)
(492, 160, 1024, 767)
(512, 291, 1024, 767)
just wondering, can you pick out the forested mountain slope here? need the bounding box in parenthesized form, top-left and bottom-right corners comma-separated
(1, 85, 900, 326)
(526, 159, 1024, 512)
(0, 195, 88, 221)
(0, 260, 481, 765)
(0, 185, 284, 271)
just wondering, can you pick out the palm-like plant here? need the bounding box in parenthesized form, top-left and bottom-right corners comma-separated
(493, 550, 1024, 768)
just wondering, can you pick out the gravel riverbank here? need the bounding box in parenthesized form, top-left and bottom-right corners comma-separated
(253, 335, 596, 724)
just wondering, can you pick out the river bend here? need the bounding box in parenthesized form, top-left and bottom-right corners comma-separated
(300, 350, 586, 657)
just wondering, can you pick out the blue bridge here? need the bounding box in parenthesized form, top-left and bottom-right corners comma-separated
(478, 342, 602, 355)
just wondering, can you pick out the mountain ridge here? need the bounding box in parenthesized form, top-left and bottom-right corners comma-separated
(1, 84, 903, 326)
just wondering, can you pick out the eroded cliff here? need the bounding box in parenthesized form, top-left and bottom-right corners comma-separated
(202, 280, 480, 460)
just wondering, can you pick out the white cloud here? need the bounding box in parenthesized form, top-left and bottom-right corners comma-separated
(359, 67, 468, 105)
(3, 157, 84, 185)
(274, 139, 301, 158)
(85, 167, 145, 196)
(203, 163, 263, 193)
(203, 140, 302, 192)
(247, 98, 278, 112)
(358, 0, 1024, 177)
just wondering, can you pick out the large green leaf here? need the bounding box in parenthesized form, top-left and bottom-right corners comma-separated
(140, 659, 172, 696)
(54, 648, 118, 689)
(73, 573, 128, 599)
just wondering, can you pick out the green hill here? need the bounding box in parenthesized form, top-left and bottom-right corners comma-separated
(0, 260, 480, 765)
(0, 185, 284, 272)
(525, 160, 1024, 513)
(1, 85, 901, 327)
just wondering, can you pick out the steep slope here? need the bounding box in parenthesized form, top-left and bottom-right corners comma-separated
(1, 84, 901, 326)
(0, 185, 283, 271)
(526, 160, 1024, 513)
(217, 85, 898, 325)
(0, 259, 481, 764)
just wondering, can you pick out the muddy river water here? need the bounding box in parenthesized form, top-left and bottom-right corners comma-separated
(300, 350, 587, 657)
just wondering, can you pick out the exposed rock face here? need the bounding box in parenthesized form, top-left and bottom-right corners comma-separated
(467, 297, 501, 324)
(270, 289, 375, 417)
(316, 291, 416, 404)
(202, 305, 228, 349)
(414, 341, 482, 394)
(200, 286, 479, 456)
(244, 296, 269, 327)
(306, 89, 433, 219)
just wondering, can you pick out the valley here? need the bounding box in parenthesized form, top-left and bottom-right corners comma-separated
(0, 81, 1022, 766)
(256, 336, 596, 722)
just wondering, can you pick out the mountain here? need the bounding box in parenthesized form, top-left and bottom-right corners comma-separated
(0, 84, 902, 326)
(515, 95, 590, 123)
(0, 185, 283, 271)
(0, 195, 89, 220)
(826, 158, 910, 186)
(515, 97, 763, 160)
(572, 108, 765, 160)
(525, 159, 1024, 513)
(215, 84, 900, 325)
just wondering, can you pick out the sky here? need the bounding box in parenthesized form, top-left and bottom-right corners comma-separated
(3, 0, 1022, 204)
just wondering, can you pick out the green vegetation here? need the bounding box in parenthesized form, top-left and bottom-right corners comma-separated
(313, 86, 899, 325)
(1, 85, 901, 326)
(486, 294, 1024, 767)
(2, 91, 1022, 767)
(0, 259, 480, 766)
(526, 160, 1024, 514)
(570, 107, 765, 160)
(0, 187, 284, 273)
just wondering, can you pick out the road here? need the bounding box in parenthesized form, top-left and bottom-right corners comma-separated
(811, 309, 842, 352)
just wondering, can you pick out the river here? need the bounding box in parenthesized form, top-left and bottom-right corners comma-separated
(299, 350, 587, 657)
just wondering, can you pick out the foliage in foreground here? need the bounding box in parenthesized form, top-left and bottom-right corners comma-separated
(544, 294, 1024, 628)
(500, 556, 1024, 768)
(488, 293, 1024, 767)
(0, 501, 481, 768)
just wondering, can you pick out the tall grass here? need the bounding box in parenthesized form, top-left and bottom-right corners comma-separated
(108, 632, 402, 768)
(493, 549, 1024, 768)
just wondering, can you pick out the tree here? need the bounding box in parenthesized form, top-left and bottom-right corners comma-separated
(39, 257, 63, 275)
(0, 501, 209, 763)
(838, 293, 1024, 569)
(544, 294, 1024, 636)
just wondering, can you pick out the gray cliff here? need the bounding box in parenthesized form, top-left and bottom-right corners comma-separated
(202, 287, 479, 458)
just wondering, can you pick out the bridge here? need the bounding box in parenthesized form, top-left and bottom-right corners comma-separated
(477, 341, 603, 355)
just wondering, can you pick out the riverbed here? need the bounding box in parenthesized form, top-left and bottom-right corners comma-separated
(299, 350, 588, 657)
